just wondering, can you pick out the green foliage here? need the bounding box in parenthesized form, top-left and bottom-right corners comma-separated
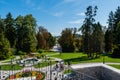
(0, 16, 12, 60)
(92, 23, 104, 53)
(47, 33, 56, 49)
(15, 14, 37, 53)
(80, 6, 105, 59)
(4, 12, 16, 48)
(58, 28, 75, 52)
(17, 51, 26, 55)
(0, 33, 12, 60)
(112, 46, 120, 58)
(36, 26, 55, 50)
(105, 11, 114, 53)
(37, 49, 44, 53)
(109, 64, 120, 69)
(105, 6, 120, 57)
(0, 17, 4, 32)
(0, 64, 23, 70)
(64, 69, 72, 74)
(105, 30, 113, 52)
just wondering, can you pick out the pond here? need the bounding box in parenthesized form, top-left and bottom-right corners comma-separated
(17, 58, 40, 66)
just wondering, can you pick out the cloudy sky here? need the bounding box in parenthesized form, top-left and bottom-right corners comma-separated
(0, 0, 120, 36)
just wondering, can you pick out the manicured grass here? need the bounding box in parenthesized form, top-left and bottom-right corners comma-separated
(42, 52, 58, 55)
(108, 65, 120, 69)
(0, 56, 15, 61)
(52, 52, 86, 59)
(51, 52, 120, 64)
(0, 64, 23, 70)
(34, 61, 57, 68)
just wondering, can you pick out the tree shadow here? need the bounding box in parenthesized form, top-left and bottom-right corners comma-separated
(64, 55, 102, 63)
(64, 56, 89, 63)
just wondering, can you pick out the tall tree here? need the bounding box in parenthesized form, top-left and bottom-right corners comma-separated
(47, 33, 56, 49)
(114, 7, 120, 45)
(105, 6, 120, 57)
(105, 11, 114, 53)
(0, 17, 12, 60)
(112, 21, 120, 57)
(23, 14, 37, 53)
(36, 26, 55, 50)
(80, 6, 98, 58)
(0, 17, 4, 33)
(15, 14, 37, 53)
(36, 26, 49, 49)
(58, 28, 75, 52)
(92, 22, 104, 57)
(4, 12, 16, 48)
(15, 15, 24, 52)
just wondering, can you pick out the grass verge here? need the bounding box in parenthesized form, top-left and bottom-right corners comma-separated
(108, 64, 120, 69)
(0, 64, 23, 70)
(51, 52, 120, 64)
(34, 61, 57, 68)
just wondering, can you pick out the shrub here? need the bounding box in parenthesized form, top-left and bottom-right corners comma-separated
(37, 49, 44, 53)
(17, 51, 26, 55)
(112, 47, 120, 58)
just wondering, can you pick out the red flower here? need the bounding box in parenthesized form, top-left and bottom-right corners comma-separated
(10, 75, 16, 79)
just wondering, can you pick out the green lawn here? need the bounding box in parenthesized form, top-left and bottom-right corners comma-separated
(0, 64, 23, 70)
(51, 52, 120, 64)
(42, 52, 57, 55)
(34, 61, 57, 68)
(108, 65, 120, 69)
(0, 61, 57, 70)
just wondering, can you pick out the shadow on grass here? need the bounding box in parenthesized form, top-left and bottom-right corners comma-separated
(64, 56, 89, 63)
(64, 56, 102, 63)
(104, 53, 120, 59)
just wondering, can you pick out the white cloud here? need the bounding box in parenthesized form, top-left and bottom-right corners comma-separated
(76, 12, 85, 16)
(68, 19, 84, 24)
(51, 32, 60, 36)
(53, 12, 64, 17)
(63, 0, 76, 3)
(25, 0, 35, 7)
(36, 6, 42, 10)
(91, 1, 96, 5)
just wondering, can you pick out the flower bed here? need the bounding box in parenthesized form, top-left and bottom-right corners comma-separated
(5, 70, 45, 80)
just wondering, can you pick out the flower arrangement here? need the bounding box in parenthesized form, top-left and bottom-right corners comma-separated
(5, 71, 45, 80)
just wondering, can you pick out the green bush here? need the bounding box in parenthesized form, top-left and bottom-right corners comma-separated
(17, 51, 26, 55)
(37, 49, 44, 53)
(35, 54, 45, 59)
(112, 47, 120, 58)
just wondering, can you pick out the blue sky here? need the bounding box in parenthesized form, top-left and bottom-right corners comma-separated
(0, 0, 120, 36)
